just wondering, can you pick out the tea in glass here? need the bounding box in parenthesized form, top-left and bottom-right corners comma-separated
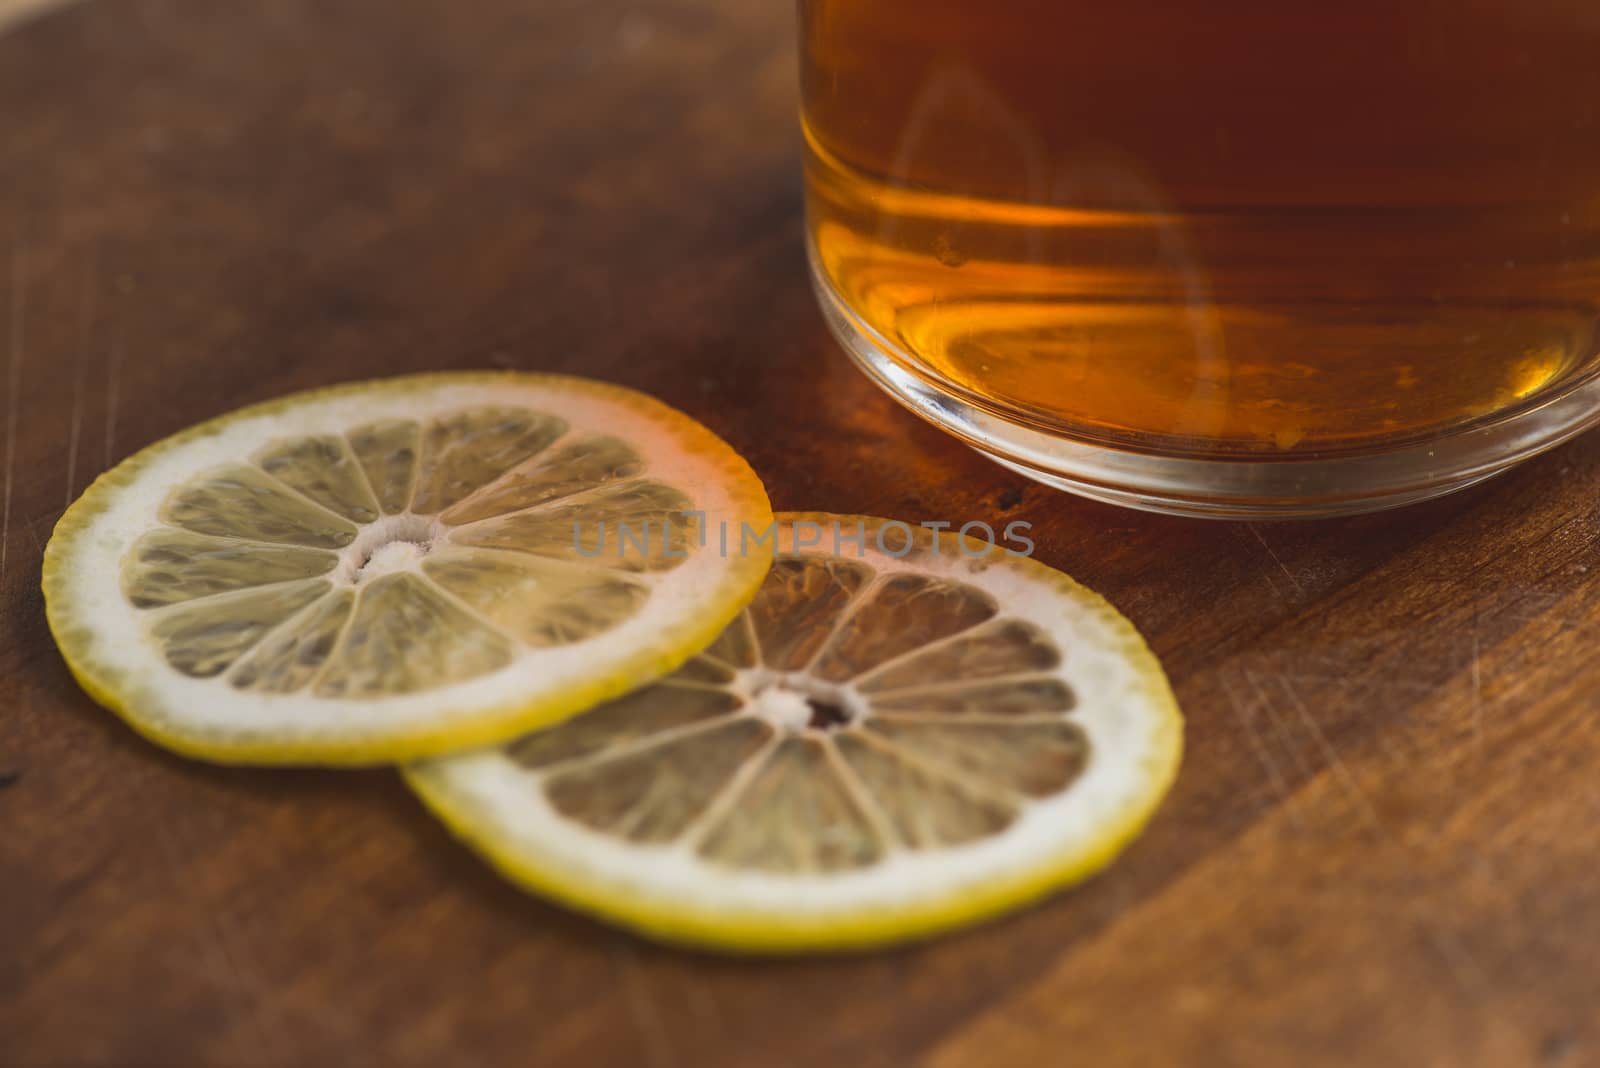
(800, 0, 1600, 515)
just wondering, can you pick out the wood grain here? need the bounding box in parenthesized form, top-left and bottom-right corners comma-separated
(2, 2, 1598, 1065)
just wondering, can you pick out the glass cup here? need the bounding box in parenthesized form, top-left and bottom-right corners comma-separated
(799, 0, 1600, 517)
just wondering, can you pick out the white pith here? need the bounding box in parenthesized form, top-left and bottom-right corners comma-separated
(335, 514, 446, 585)
(741, 670, 865, 731)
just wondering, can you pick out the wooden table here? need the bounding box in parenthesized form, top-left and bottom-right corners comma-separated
(4, 2, 1598, 1065)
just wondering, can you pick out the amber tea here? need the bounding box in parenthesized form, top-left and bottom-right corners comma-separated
(801, 0, 1600, 513)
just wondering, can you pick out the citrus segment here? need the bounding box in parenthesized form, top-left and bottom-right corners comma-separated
(439, 434, 642, 525)
(149, 579, 333, 678)
(747, 556, 872, 670)
(832, 732, 1018, 848)
(450, 479, 694, 571)
(409, 408, 565, 514)
(696, 736, 883, 873)
(229, 589, 356, 694)
(547, 717, 773, 845)
(857, 618, 1061, 691)
(863, 717, 1089, 798)
(870, 677, 1075, 717)
(121, 531, 338, 608)
(347, 418, 422, 515)
(421, 550, 649, 648)
(812, 573, 997, 681)
(507, 685, 743, 771)
(254, 434, 382, 523)
(310, 573, 515, 698)
(163, 463, 359, 548)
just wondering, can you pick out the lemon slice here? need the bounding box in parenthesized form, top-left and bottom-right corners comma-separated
(43, 372, 772, 765)
(408, 513, 1181, 952)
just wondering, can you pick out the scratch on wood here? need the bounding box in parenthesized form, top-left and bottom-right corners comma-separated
(1243, 669, 1318, 789)
(63, 258, 96, 511)
(25, 509, 55, 556)
(104, 336, 123, 469)
(1259, 665, 1497, 1005)
(2, 242, 24, 589)
(1218, 669, 1302, 829)
(613, 940, 679, 1068)
(1247, 523, 1304, 598)
(1279, 676, 1382, 832)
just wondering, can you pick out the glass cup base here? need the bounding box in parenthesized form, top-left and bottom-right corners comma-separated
(809, 256, 1600, 520)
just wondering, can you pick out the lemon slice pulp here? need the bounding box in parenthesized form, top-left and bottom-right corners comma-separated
(43, 372, 772, 765)
(409, 513, 1181, 952)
